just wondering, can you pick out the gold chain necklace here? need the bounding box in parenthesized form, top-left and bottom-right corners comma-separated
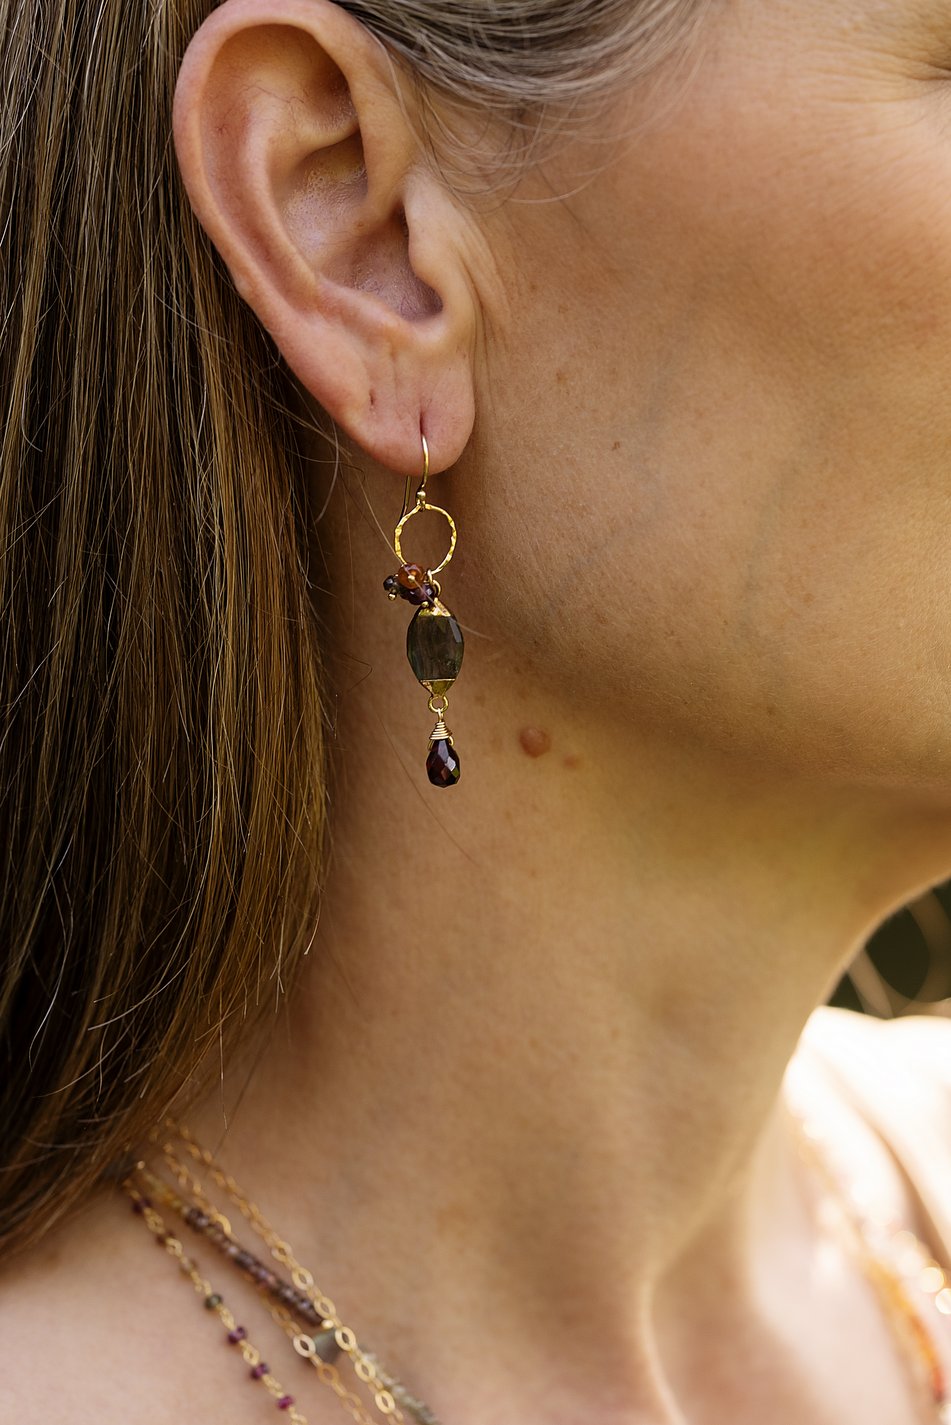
(121, 1110, 951, 1424)
(128, 1117, 437, 1425)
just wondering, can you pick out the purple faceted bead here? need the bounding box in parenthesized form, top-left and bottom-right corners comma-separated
(401, 581, 436, 606)
(426, 738, 460, 787)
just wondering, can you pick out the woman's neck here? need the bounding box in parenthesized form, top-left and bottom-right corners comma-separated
(176, 581, 951, 1425)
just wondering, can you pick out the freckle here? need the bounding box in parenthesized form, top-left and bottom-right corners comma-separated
(563, 753, 582, 770)
(556, 370, 567, 385)
(519, 726, 552, 758)
(474, 691, 487, 706)
(435, 1200, 472, 1239)
(612, 441, 621, 452)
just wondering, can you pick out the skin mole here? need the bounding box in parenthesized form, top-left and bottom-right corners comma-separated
(518, 726, 552, 758)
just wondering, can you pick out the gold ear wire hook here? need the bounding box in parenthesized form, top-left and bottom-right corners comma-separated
(393, 429, 454, 572)
(400, 432, 430, 523)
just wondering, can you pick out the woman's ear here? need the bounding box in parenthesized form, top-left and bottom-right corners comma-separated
(172, 0, 476, 474)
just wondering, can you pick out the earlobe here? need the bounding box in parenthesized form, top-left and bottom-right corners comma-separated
(171, 0, 476, 473)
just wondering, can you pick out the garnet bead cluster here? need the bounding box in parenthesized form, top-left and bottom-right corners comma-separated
(382, 562, 436, 607)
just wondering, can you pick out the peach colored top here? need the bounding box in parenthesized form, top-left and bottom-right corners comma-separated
(790, 1005, 951, 1263)
(785, 1005, 951, 1415)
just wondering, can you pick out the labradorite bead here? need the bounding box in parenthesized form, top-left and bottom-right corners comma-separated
(406, 605, 464, 694)
(311, 1328, 342, 1363)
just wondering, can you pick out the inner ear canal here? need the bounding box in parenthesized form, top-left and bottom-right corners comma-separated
(285, 137, 441, 321)
(347, 205, 442, 319)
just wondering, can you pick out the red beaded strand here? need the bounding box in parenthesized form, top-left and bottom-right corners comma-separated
(126, 1180, 307, 1422)
(134, 1163, 338, 1350)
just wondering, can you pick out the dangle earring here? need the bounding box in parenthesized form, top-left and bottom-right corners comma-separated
(382, 432, 464, 788)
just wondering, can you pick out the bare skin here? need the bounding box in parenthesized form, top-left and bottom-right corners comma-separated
(6, 0, 951, 1421)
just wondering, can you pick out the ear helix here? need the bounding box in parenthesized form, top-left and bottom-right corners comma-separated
(382, 432, 464, 788)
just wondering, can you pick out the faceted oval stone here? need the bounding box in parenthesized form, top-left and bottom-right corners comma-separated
(406, 605, 464, 694)
(427, 738, 461, 787)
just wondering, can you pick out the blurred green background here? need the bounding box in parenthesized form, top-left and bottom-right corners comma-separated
(834, 886, 951, 1018)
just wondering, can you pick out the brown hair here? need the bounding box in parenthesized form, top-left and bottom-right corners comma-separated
(0, 0, 703, 1259)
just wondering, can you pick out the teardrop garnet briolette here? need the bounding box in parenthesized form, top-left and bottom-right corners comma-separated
(426, 737, 461, 788)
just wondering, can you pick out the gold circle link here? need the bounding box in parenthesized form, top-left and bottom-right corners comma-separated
(335, 1324, 358, 1353)
(158, 1122, 400, 1425)
(428, 694, 449, 716)
(393, 500, 457, 576)
(123, 1185, 318, 1425)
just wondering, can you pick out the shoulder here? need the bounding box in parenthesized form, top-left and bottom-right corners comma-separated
(796, 1003, 951, 1121)
(0, 1187, 222, 1424)
(800, 1003, 951, 1093)
(792, 1004, 951, 1255)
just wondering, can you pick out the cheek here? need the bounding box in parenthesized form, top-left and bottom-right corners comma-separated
(478, 73, 951, 788)
(635, 93, 951, 775)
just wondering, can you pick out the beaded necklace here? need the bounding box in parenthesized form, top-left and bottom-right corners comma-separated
(121, 1111, 951, 1425)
